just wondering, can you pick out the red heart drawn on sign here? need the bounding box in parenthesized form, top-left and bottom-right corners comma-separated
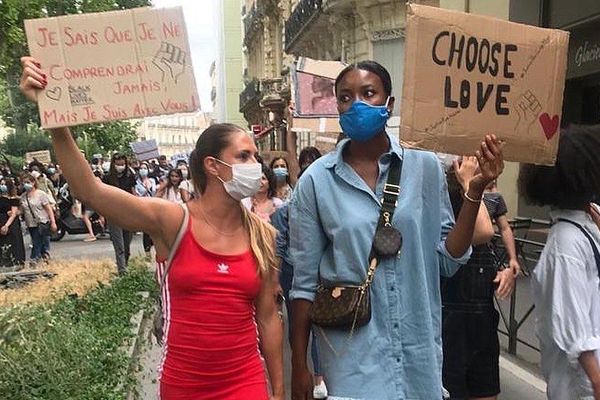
(539, 113, 559, 140)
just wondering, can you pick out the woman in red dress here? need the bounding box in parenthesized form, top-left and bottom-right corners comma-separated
(19, 57, 284, 400)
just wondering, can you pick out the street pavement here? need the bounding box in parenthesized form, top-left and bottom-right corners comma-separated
(43, 235, 546, 399)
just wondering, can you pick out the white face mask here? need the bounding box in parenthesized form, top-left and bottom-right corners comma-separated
(215, 159, 262, 201)
(179, 168, 189, 179)
(102, 162, 111, 173)
(115, 165, 126, 173)
(31, 170, 41, 179)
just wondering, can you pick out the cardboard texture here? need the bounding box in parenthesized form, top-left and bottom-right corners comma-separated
(25, 150, 51, 164)
(401, 4, 569, 165)
(130, 139, 159, 161)
(25, 7, 199, 129)
(293, 57, 346, 119)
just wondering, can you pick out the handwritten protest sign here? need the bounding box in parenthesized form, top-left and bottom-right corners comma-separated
(130, 139, 159, 161)
(401, 4, 569, 165)
(25, 150, 52, 164)
(25, 7, 199, 129)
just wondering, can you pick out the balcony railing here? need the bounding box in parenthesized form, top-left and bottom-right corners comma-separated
(284, 0, 323, 52)
(239, 79, 261, 112)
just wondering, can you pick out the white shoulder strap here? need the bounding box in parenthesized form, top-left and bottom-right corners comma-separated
(160, 204, 189, 288)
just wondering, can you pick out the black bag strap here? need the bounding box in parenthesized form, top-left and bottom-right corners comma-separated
(24, 194, 41, 225)
(556, 218, 600, 278)
(368, 151, 403, 264)
(377, 152, 403, 227)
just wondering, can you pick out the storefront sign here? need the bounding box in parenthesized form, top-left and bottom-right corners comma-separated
(567, 23, 600, 79)
(401, 4, 569, 165)
(25, 7, 199, 129)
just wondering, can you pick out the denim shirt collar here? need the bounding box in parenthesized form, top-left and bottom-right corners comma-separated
(323, 132, 404, 205)
(323, 132, 404, 169)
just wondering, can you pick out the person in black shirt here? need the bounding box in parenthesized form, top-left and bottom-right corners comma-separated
(103, 153, 136, 274)
(0, 178, 25, 267)
(442, 157, 516, 400)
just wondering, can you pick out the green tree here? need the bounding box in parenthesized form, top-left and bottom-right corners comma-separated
(72, 121, 139, 157)
(0, 0, 151, 133)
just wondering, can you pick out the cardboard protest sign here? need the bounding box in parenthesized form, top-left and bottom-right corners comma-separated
(401, 4, 569, 165)
(25, 150, 52, 164)
(25, 7, 199, 129)
(293, 57, 346, 118)
(130, 139, 159, 161)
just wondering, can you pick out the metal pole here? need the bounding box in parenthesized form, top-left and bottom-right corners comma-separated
(508, 280, 518, 355)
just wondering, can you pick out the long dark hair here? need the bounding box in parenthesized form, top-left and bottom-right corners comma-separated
(189, 123, 245, 194)
(105, 152, 132, 186)
(262, 164, 277, 199)
(334, 60, 393, 97)
(1, 178, 17, 197)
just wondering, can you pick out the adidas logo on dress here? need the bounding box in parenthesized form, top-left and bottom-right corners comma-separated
(217, 263, 230, 274)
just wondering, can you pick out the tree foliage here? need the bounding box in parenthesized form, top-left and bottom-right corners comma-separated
(0, 0, 151, 142)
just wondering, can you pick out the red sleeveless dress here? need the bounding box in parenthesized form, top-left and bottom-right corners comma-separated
(156, 216, 268, 400)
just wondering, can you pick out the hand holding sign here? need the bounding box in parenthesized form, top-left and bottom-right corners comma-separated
(471, 134, 504, 192)
(19, 56, 47, 103)
(153, 41, 186, 84)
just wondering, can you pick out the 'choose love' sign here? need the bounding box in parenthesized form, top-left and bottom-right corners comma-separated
(401, 4, 569, 166)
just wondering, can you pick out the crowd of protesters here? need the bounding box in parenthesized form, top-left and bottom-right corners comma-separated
(12, 54, 600, 400)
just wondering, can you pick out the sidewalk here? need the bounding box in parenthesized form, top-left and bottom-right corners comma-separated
(129, 332, 546, 400)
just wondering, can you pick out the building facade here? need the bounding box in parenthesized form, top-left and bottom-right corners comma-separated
(214, 0, 247, 127)
(135, 112, 212, 158)
(510, 0, 600, 219)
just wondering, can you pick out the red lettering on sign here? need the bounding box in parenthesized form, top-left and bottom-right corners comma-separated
(137, 22, 156, 41)
(104, 26, 133, 44)
(63, 27, 99, 47)
(36, 27, 59, 47)
(43, 109, 78, 125)
(162, 21, 181, 39)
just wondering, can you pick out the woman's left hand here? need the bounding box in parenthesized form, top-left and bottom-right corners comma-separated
(469, 134, 504, 194)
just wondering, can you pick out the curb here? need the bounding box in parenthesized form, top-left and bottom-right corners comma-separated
(116, 291, 150, 394)
(499, 354, 546, 393)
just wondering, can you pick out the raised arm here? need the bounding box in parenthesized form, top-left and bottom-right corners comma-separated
(446, 135, 504, 257)
(19, 56, 181, 255)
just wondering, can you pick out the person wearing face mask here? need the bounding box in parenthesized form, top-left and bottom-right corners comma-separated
(289, 60, 504, 400)
(103, 153, 136, 274)
(271, 151, 328, 399)
(29, 161, 58, 205)
(156, 168, 186, 204)
(241, 165, 284, 223)
(0, 178, 26, 267)
(135, 162, 157, 257)
(19, 172, 57, 263)
(46, 163, 63, 189)
(269, 157, 293, 202)
(176, 161, 194, 201)
(17, 58, 284, 400)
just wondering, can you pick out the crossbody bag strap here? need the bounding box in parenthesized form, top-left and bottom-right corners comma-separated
(556, 218, 600, 278)
(24, 194, 41, 225)
(365, 151, 404, 284)
(159, 204, 189, 289)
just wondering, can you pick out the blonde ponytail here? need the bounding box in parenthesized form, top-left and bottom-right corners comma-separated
(240, 204, 278, 275)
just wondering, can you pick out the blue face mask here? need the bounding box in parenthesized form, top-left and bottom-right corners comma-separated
(0, 184, 7, 194)
(47, 168, 56, 175)
(139, 168, 149, 178)
(273, 167, 288, 178)
(339, 97, 391, 142)
(23, 183, 33, 192)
